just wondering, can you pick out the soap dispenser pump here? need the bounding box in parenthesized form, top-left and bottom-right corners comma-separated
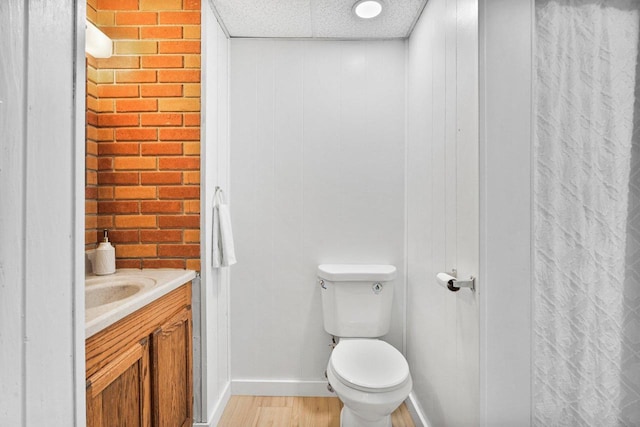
(92, 229, 116, 275)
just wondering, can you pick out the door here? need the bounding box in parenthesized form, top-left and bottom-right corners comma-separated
(86, 338, 151, 427)
(152, 307, 193, 427)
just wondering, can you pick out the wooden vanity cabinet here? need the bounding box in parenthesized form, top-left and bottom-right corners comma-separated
(86, 283, 192, 427)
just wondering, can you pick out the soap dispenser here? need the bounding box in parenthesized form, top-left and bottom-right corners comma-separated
(92, 229, 116, 275)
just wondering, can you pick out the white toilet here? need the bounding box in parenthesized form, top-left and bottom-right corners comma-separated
(318, 264, 412, 427)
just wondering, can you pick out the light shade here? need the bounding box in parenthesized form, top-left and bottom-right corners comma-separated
(85, 21, 113, 59)
(353, 0, 383, 19)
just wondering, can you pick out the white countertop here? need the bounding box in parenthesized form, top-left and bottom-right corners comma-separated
(85, 268, 196, 338)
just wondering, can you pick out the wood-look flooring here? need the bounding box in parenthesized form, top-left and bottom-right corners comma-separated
(218, 395, 415, 427)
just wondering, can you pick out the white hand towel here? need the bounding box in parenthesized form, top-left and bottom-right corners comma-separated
(212, 188, 237, 268)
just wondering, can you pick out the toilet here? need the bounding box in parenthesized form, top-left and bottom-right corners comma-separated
(318, 264, 412, 427)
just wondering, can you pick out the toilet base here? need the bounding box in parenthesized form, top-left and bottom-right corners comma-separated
(340, 406, 391, 427)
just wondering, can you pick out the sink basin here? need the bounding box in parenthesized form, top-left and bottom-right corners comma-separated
(85, 276, 157, 309)
(85, 269, 196, 338)
(86, 284, 142, 309)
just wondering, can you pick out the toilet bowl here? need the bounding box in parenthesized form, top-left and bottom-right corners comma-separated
(318, 264, 412, 427)
(326, 338, 412, 427)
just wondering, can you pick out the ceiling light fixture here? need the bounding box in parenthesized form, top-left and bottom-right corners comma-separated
(353, 0, 383, 19)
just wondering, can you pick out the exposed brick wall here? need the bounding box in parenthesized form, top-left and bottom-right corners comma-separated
(86, 0, 201, 271)
(86, 1, 99, 250)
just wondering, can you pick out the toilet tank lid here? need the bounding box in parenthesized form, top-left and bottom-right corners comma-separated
(317, 264, 396, 282)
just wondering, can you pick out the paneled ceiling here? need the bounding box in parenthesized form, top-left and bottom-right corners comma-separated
(209, 0, 428, 39)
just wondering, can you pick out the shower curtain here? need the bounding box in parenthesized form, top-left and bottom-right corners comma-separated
(535, 0, 640, 425)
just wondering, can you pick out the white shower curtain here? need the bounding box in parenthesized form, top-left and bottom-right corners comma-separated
(535, 0, 640, 425)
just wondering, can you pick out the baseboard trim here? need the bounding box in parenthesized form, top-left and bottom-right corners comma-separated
(231, 379, 335, 397)
(406, 391, 430, 427)
(193, 382, 231, 427)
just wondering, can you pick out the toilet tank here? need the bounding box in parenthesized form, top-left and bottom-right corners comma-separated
(318, 264, 396, 338)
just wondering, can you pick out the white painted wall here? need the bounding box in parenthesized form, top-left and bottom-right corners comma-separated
(229, 39, 407, 394)
(0, 0, 85, 425)
(197, 1, 231, 425)
(406, 0, 479, 425)
(479, 0, 532, 424)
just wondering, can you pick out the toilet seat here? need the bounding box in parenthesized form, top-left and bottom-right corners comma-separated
(330, 339, 409, 393)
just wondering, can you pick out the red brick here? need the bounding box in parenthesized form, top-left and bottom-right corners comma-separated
(86, 187, 98, 199)
(158, 186, 199, 199)
(182, 141, 198, 154)
(99, 26, 139, 40)
(158, 69, 200, 83)
(98, 172, 139, 185)
(97, 0, 138, 10)
(98, 84, 139, 98)
(86, 156, 98, 171)
(115, 128, 158, 141)
(116, 99, 158, 112)
(116, 12, 157, 25)
(159, 128, 199, 141)
(183, 171, 199, 184)
(87, 141, 98, 155)
(140, 171, 182, 184)
(98, 157, 114, 170)
(157, 214, 199, 228)
(141, 55, 183, 68)
(183, 0, 200, 9)
(141, 26, 182, 39)
(87, 171, 98, 186)
(114, 157, 157, 170)
(98, 187, 114, 200)
(97, 216, 114, 228)
(141, 113, 182, 126)
(98, 201, 139, 214)
(140, 84, 183, 97)
(96, 11, 115, 26)
(141, 142, 182, 155)
(116, 70, 157, 83)
(183, 27, 200, 40)
(186, 259, 201, 270)
(116, 244, 157, 258)
(114, 215, 157, 228)
(184, 113, 200, 126)
(86, 200, 98, 214)
(158, 244, 199, 257)
(159, 157, 199, 170)
(117, 259, 142, 269)
(143, 259, 185, 268)
(98, 143, 139, 156)
(159, 11, 200, 24)
(184, 229, 199, 243)
(183, 83, 200, 97)
(158, 41, 200, 54)
(114, 186, 156, 199)
(140, 0, 182, 10)
(140, 229, 182, 242)
(115, 41, 158, 55)
(158, 98, 199, 111)
(86, 215, 98, 229)
(97, 128, 115, 141)
(87, 111, 98, 126)
(104, 230, 139, 243)
(184, 200, 199, 213)
(141, 201, 183, 213)
(98, 113, 139, 127)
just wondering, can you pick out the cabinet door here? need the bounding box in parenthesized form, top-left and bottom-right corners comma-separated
(152, 307, 193, 427)
(86, 338, 151, 427)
